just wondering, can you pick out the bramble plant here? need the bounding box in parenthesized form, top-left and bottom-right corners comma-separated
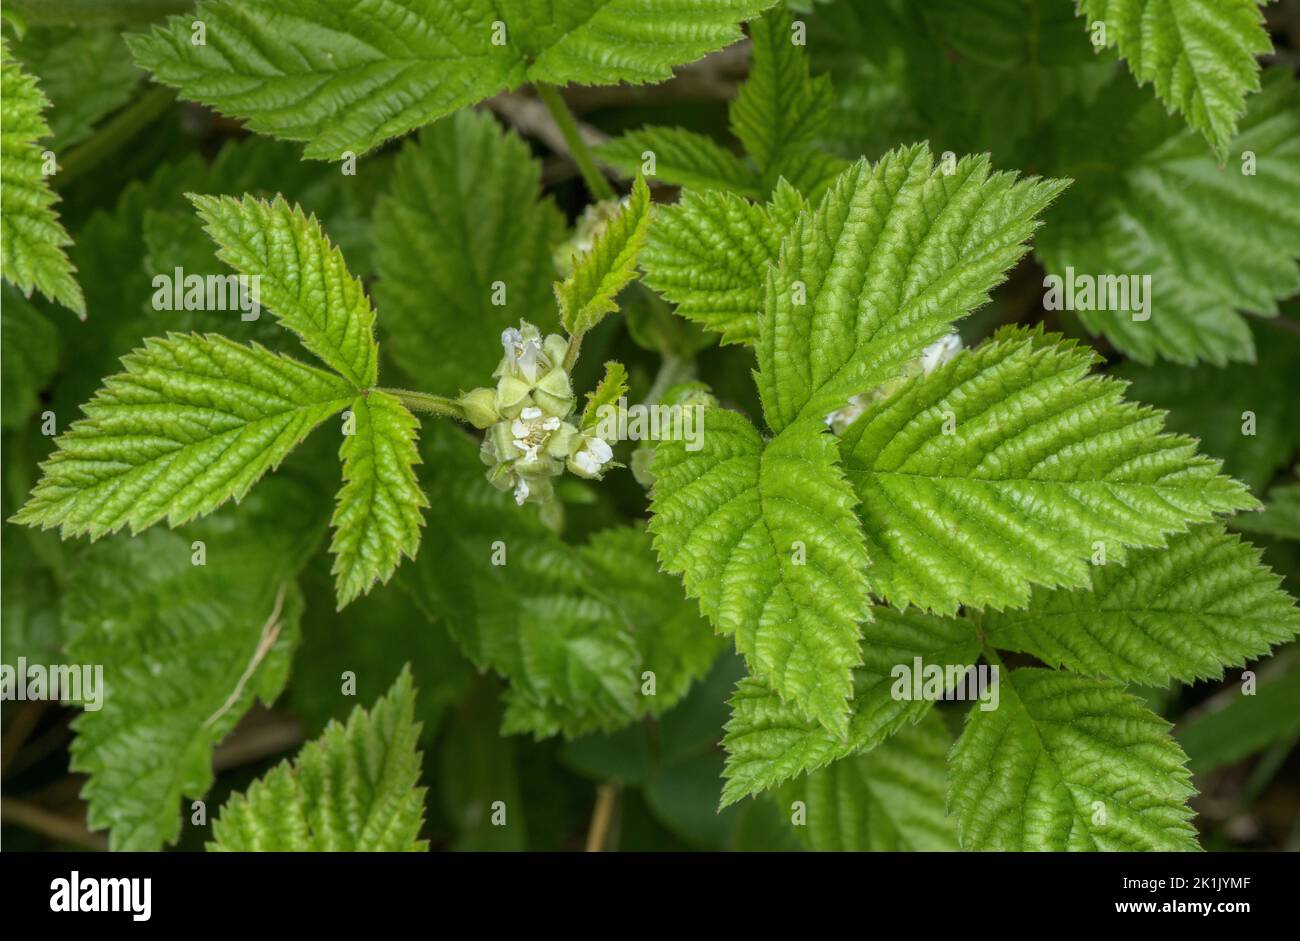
(1, 0, 1298, 855)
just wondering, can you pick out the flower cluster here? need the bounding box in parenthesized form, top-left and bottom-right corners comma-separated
(460, 321, 617, 506)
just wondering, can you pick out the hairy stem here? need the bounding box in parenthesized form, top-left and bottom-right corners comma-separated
(378, 388, 467, 421)
(536, 83, 616, 202)
(55, 87, 175, 189)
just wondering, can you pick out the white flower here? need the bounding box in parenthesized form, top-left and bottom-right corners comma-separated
(572, 437, 613, 476)
(501, 326, 547, 383)
(513, 477, 530, 506)
(919, 331, 963, 375)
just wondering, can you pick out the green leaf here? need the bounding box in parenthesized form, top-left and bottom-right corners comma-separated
(1, 283, 58, 429)
(0, 37, 83, 316)
(556, 174, 652, 336)
(1112, 322, 1300, 491)
(210, 667, 427, 851)
(13, 333, 354, 539)
(403, 425, 641, 739)
(729, 7, 837, 192)
(129, 0, 777, 159)
(12, 26, 141, 150)
(330, 390, 427, 609)
(721, 606, 979, 806)
(650, 408, 869, 735)
(598, 126, 761, 198)
(1037, 69, 1300, 365)
(778, 712, 960, 851)
(1178, 665, 1300, 773)
(580, 361, 629, 431)
(984, 525, 1300, 684)
(1233, 480, 1300, 542)
(641, 182, 804, 346)
(839, 327, 1258, 614)
(67, 479, 320, 851)
(578, 526, 724, 718)
(1077, 0, 1271, 159)
(189, 193, 378, 388)
(948, 667, 1199, 851)
(373, 109, 564, 394)
(758, 146, 1068, 433)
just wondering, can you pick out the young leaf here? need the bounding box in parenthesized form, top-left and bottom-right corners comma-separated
(641, 182, 805, 346)
(373, 109, 564, 394)
(721, 607, 979, 806)
(777, 713, 960, 851)
(758, 146, 1068, 433)
(330, 390, 428, 610)
(1077, 0, 1271, 160)
(948, 668, 1199, 851)
(129, 0, 778, 159)
(210, 667, 428, 851)
(189, 194, 378, 388)
(13, 333, 354, 539)
(556, 174, 652, 336)
(650, 408, 870, 735)
(985, 525, 1300, 684)
(598, 126, 762, 198)
(580, 361, 629, 431)
(1037, 70, 1300, 365)
(67, 480, 320, 851)
(839, 328, 1258, 614)
(729, 7, 837, 192)
(0, 37, 83, 316)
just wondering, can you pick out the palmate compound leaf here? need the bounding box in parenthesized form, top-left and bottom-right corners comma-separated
(556, 174, 652, 336)
(189, 193, 379, 388)
(0, 37, 83, 315)
(127, 0, 778, 160)
(1037, 69, 1300, 365)
(650, 408, 869, 736)
(777, 711, 959, 852)
(839, 327, 1258, 615)
(720, 606, 979, 806)
(1076, 0, 1271, 160)
(67, 479, 322, 851)
(984, 524, 1300, 684)
(13, 333, 355, 539)
(330, 390, 428, 609)
(948, 668, 1199, 851)
(650, 148, 1065, 731)
(210, 668, 428, 851)
(757, 145, 1070, 434)
(640, 179, 807, 346)
(373, 108, 565, 395)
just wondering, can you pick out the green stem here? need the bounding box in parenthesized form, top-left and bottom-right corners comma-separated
(378, 388, 466, 421)
(563, 331, 584, 372)
(55, 87, 175, 189)
(7, 0, 192, 26)
(536, 83, 615, 202)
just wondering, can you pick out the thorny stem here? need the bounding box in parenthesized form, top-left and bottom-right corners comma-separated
(379, 388, 467, 421)
(55, 87, 175, 189)
(536, 83, 616, 202)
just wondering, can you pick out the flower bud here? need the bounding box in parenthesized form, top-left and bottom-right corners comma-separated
(459, 387, 501, 429)
(567, 434, 614, 479)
